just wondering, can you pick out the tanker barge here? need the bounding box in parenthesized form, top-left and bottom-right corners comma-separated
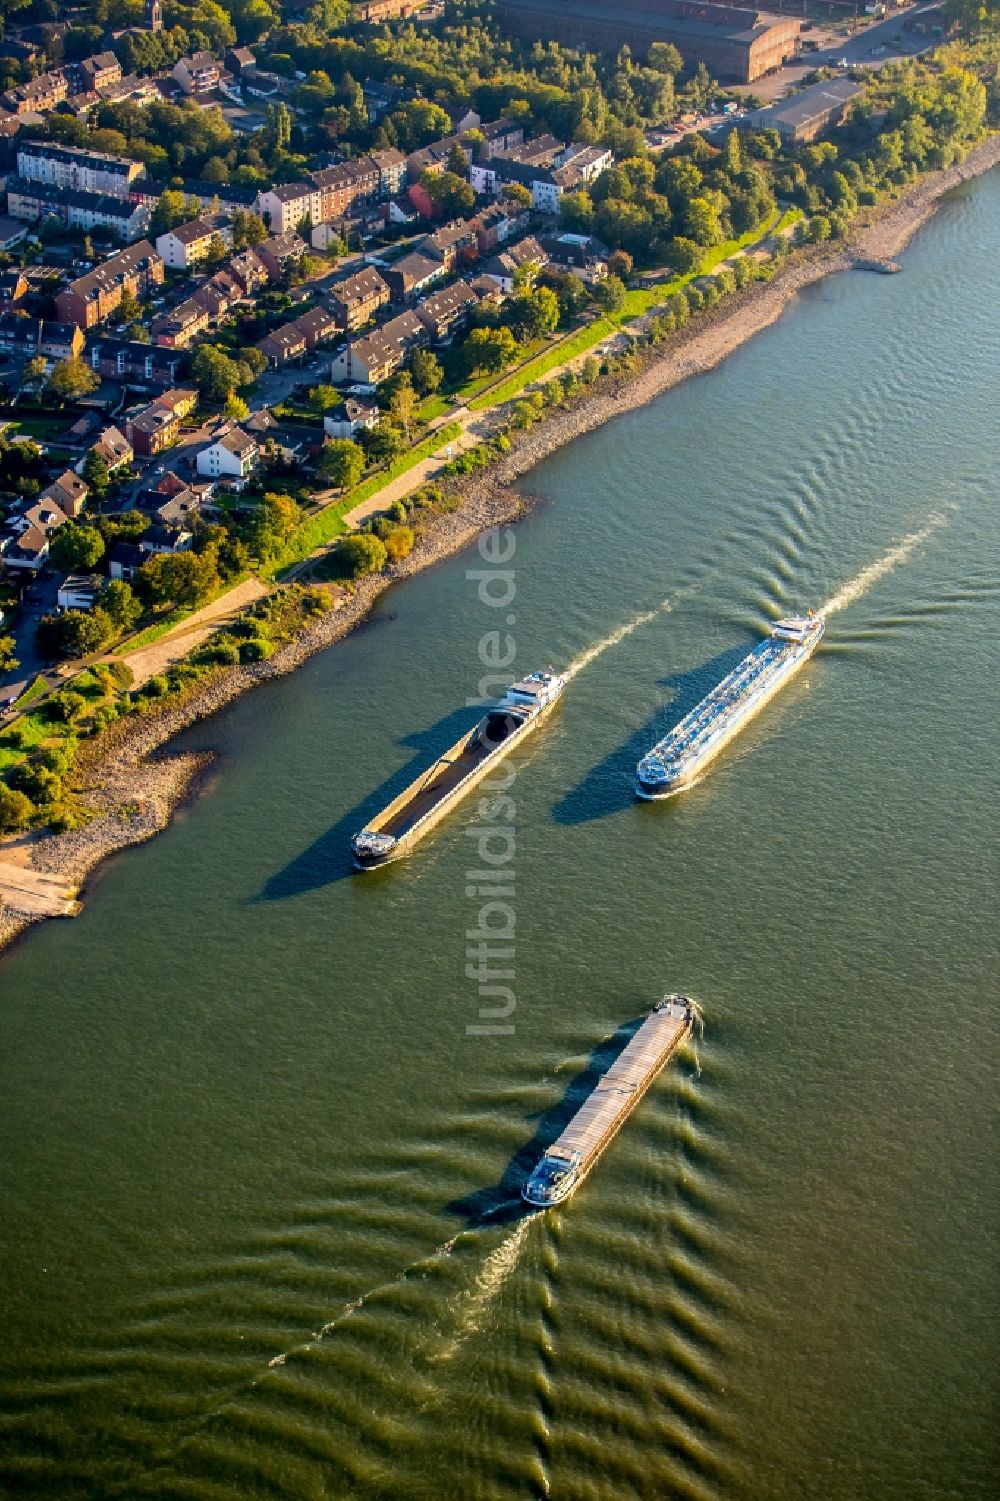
(635, 614, 823, 799)
(352, 669, 565, 870)
(522, 995, 694, 1208)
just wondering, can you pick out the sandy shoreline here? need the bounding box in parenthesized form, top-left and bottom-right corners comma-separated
(2, 136, 997, 956)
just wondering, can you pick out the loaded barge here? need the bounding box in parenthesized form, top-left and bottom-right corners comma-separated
(352, 669, 565, 870)
(522, 995, 694, 1208)
(635, 613, 824, 799)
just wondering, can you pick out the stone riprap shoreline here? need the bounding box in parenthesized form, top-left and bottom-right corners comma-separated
(2, 135, 997, 956)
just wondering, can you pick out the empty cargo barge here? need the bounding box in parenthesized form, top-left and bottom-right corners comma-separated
(522, 995, 694, 1208)
(352, 669, 565, 870)
(635, 613, 824, 799)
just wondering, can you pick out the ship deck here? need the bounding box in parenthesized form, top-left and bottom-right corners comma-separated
(375, 709, 520, 840)
(542, 1000, 691, 1172)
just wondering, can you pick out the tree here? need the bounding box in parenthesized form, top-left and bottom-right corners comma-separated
(608, 249, 634, 281)
(140, 549, 220, 608)
(242, 494, 299, 561)
(384, 525, 414, 562)
(421, 169, 475, 219)
(318, 438, 364, 490)
(22, 355, 48, 391)
(224, 393, 250, 422)
(308, 383, 340, 416)
(191, 345, 246, 402)
(80, 448, 111, 496)
(665, 235, 702, 274)
(504, 181, 533, 210)
(118, 287, 142, 324)
(101, 580, 141, 632)
(0, 786, 33, 834)
(48, 358, 99, 401)
(388, 375, 417, 439)
(506, 286, 560, 342)
(592, 274, 626, 314)
(684, 196, 725, 247)
(38, 607, 113, 658)
(48, 524, 105, 572)
(446, 141, 468, 176)
(334, 532, 386, 578)
(461, 326, 519, 375)
(231, 208, 268, 248)
(410, 348, 443, 397)
(149, 188, 188, 238)
(360, 423, 404, 466)
(0, 634, 18, 673)
(553, 271, 589, 322)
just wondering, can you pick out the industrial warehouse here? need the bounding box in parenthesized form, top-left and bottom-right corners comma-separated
(497, 0, 802, 83)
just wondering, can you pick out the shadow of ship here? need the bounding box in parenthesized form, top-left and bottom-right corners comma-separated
(446, 1005, 661, 1228)
(256, 704, 482, 901)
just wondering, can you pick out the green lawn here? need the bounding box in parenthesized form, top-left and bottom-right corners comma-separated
(0, 709, 57, 771)
(113, 607, 190, 655)
(416, 394, 452, 424)
(468, 212, 786, 412)
(16, 674, 48, 708)
(268, 421, 464, 579)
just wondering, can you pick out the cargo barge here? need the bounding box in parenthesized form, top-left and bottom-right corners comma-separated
(522, 995, 694, 1208)
(635, 613, 823, 799)
(352, 669, 565, 870)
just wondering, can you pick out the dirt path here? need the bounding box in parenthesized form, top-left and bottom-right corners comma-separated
(121, 577, 268, 687)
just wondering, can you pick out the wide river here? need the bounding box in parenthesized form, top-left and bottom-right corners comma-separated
(1, 171, 998, 1501)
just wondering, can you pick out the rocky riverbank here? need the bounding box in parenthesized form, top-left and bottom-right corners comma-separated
(2, 135, 997, 956)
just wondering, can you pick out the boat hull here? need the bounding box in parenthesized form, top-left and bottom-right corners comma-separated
(354, 695, 560, 870)
(635, 625, 821, 799)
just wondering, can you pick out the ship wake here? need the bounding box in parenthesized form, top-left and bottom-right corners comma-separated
(819, 513, 948, 619)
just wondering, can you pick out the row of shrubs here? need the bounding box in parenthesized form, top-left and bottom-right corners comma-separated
(0, 588, 333, 834)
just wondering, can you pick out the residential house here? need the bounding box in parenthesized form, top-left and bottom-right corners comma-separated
(368, 147, 407, 199)
(3, 69, 68, 115)
(86, 425, 133, 473)
(97, 73, 161, 108)
(13, 495, 69, 538)
(414, 279, 479, 343)
(470, 200, 530, 254)
(2, 527, 50, 570)
(17, 139, 144, 198)
(362, 80, 414, 124)
(406, 132, 473, 182)
(196, 426, 258, 484)
(56, 242, 163, 329)
(191, 270, 239, 321)
(481, 235, 549, 294)
(292, 305, 339, 351)
(555, 142, 613, 182)
(225, 46, 256, 74)
(45, 470, 89, 518)
(154, 213, 232, 269)
(310, 157, 380, 221)
(476, 118, 525, 160)
(330, 309, 428, 385)
(0, 216, 29, 250)
(5, 179, 149, 240)
(241, 67, 286, 100)
(383, 249, 445, 303)
(150, 297, 210, 348)
(57, 573, 103, 610)
(257, 181, 322, 236)
(423, 219, 479, 272)
(139, 524, 193, 555)
(125, 392, 194, 457)
(172, 52, 221, 95)
(108, 540, 144, 581)
(79, 52, 122, 93)
(327, 266, 391, 331)
(323, 397, 380, 440)
(0, 314, 84, 359)
(354, 0, 423, 18)
(86, 337, 182, 386)
(0, 270, 29, 311)
(537, 231, 609, 283)
(227, 247, 268, 296)
(256, 232, 307, 281)
(256, 322, 308, 366)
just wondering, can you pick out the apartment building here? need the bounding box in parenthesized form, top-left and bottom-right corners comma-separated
(172, 52, 221, 95)
(330, 309, 428, 385)
(17, 140, 145, 199)
(55, 241, 164, 329)
(327, 266, 391, 332)
(257, 181, 323, 235)
(154, 213, 233, 269)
